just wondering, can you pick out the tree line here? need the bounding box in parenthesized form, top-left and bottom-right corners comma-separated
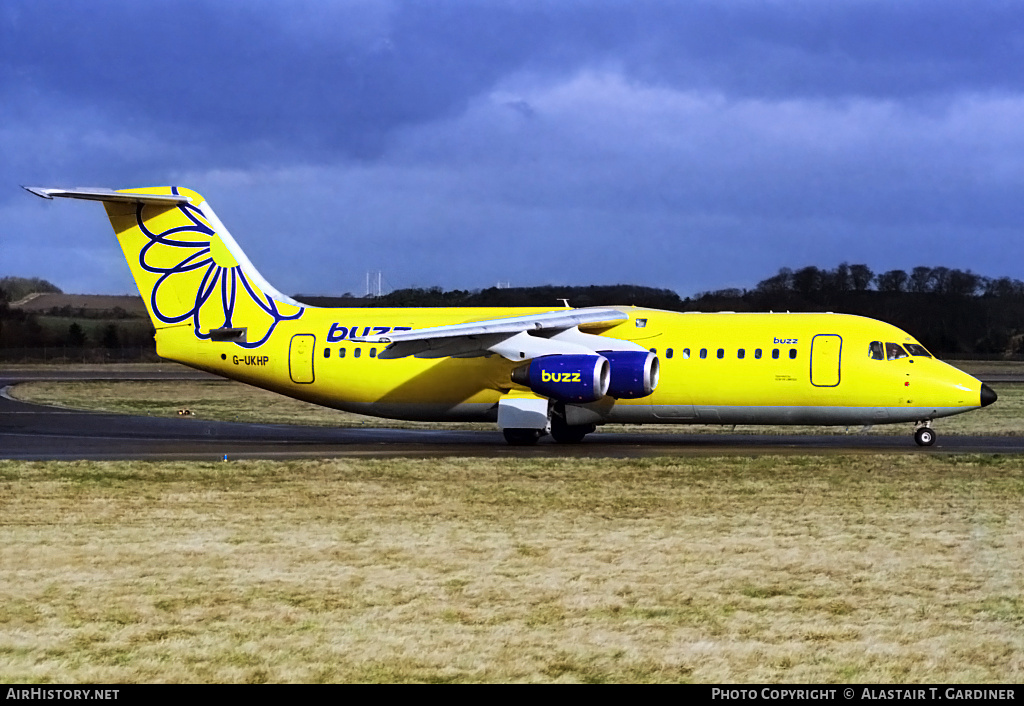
(2, 266, 1023, 359)
(746, 264, 1023, 300)
(300, 284, 687, 310)
(693, 264, 1024, 358)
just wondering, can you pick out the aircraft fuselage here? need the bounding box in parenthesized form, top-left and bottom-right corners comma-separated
(158, 306, 989, 428)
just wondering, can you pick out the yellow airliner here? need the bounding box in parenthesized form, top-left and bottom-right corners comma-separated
(25, 185, 997, 446)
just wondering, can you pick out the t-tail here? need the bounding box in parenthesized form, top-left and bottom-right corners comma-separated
(24, 186, 304, 364)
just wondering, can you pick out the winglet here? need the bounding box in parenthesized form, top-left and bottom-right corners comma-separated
(23, 186, 191, 205)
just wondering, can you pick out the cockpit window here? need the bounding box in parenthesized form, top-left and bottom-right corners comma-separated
(869, 341, 884, 360)
(904, 344, 932, 358)
(885, 342, 909, 360)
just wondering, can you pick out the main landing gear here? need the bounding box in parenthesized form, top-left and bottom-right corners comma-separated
(913, 423, 936, 447)
(550, 416, 596, 444)
(499, 395, 597, 445)
(502, 418, 597, 445)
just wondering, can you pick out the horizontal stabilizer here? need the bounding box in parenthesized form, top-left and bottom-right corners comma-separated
(23, 186, 190, 205)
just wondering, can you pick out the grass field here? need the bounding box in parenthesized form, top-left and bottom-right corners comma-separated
(1, 455, 1022, 683)
(9, 378, 1023, 436)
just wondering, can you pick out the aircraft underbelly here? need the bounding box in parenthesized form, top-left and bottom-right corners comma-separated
(652, 404, 697, 419)
(338, 401, 497, 422)
(607, 404, 970, 425)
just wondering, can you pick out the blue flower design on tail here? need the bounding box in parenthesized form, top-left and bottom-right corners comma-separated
(136, 190, 302, 348)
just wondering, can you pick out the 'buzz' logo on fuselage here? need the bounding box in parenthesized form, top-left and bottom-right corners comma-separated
(774, 337, 798, 345)
(327, 324, 412, 342)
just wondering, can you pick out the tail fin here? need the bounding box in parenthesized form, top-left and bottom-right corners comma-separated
(25, 186, 304, 349)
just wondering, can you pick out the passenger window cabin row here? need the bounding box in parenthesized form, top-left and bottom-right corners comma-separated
(655, 347, 798, 360)
(323, 341, 932, 365)
(323, 346, 801, 362)
(324, 347, 376, 359)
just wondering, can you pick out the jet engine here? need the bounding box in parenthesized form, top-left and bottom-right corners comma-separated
(601, 350, 660, 398)
(511, 354, 610, 403)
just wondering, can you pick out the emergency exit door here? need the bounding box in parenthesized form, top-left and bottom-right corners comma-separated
(289, 334, 316, 384)
(810, 334, 842, 387)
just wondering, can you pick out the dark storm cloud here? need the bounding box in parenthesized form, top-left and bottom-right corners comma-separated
(4, 1, 1024, 294)
(7, 0, 1024, 167)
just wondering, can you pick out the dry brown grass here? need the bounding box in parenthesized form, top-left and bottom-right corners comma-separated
(7, 379, 488, 429)
(1, 455, 1022, 683)
(950, 360, 1024, 376)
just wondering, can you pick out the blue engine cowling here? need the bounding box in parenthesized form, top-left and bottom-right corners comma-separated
(600, 350, 660, 399)
(511, 354, 610, 403)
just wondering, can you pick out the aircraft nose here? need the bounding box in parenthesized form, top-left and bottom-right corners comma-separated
(980, 383, 998, 407)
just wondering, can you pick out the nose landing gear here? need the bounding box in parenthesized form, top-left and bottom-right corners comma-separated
(913, 423, 936, 447)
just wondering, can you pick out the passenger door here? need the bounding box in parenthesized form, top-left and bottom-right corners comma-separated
(810, 334, 842, 387)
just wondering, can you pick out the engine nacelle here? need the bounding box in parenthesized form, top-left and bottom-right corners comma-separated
(511, 354, 610, 403)
(600, 350, 660, 399)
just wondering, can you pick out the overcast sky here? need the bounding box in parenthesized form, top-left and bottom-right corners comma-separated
(4, 0, 1024, 298)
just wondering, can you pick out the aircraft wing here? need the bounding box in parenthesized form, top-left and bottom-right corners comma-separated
(352, 308, 639, 360)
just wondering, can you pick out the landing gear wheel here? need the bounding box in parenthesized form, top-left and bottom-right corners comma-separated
(503, 428, 543, 446)
(550, 418, 595, 444)
(914, 427, 936, 447)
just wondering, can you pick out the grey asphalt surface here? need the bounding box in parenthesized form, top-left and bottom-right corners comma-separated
(2, 368, 1022, 461)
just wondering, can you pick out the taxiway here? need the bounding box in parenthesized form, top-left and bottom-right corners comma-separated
(2, 369, 1021, 460)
